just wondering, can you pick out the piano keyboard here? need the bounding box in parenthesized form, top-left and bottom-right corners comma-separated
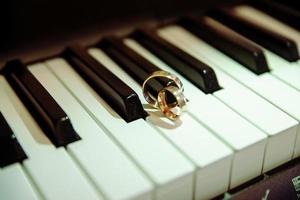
(1, 3, 300, 200)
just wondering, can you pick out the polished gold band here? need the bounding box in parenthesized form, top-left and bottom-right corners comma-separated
(142, 70, 187, 120)
(157, 85, 188, 120)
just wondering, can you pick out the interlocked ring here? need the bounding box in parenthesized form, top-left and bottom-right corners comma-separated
(157, 85, 188, 120)
(142, 70, 183, 107)
(142, 70, 188, 120)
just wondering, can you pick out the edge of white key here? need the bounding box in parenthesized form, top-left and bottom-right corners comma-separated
(157, 26, 299, 172)
(60, 49, 234, 199)
(92, 48, 234, 198)
(233, 5, 300, 50)
(28, 63, 155, 200)
(0, 76, 102, 200)
(0, 163, 39, 200)
(158, 25, 300, 160)
(89, 46, 266, 189)
(123, 38, 269, 188)
(34, 59, 195, 200)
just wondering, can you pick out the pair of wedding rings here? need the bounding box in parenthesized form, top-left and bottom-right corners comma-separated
(142, 70, 188, 121)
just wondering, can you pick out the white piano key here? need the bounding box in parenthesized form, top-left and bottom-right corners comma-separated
(31, 60, 195, 200)
(88, 48, 233, 199)
(260, 46, 300, 91)
(28, 63, 154, 200)
(119, 40, 267, 189)
(0, 76, 102, 200)
(232, 5, 300, 51)
(0, 163, 39, 200)
(157, 26, 299, 172)
(159, 25, 300, 158)
(211, 15, 300, 92)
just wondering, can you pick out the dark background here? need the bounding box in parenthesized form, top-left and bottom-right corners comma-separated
(0, 0, 242, 63)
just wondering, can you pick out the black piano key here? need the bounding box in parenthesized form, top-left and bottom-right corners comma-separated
(1, 60, 80, 147)
(131, 29, 221, 93)
(273, 0, 300, 12)
(63, 45, 146, 122)
(209, 8, 299, 62)
(177, 17, 270, 75)
(251, 0, 300, 30)
(0, 112, 27, 168)
(98, 37, 170, 97)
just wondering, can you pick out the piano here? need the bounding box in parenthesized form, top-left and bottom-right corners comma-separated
(1, 0, 300, 199)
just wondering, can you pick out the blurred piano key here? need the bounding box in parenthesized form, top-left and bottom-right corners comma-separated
(209, 8, 299, 61)
(0, 163, 39, 200)
(178, 16, 269, 75)
(232, 5, 300, 52)
(271, 0, 300, 11)
(251, 0, 300, 30)
(189, 15, 300, 97)
(0, 112, 27, 167)
(264, 50, 300, 91)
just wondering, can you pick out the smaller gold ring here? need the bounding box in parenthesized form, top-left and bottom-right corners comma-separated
(157, 85, 188, 121)
(142, 70, 183, 107)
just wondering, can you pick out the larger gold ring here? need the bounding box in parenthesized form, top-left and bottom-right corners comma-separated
(142, 70, 188, 120)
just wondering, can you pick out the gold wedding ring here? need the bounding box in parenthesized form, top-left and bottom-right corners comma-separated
(142, 70, 188, 120)
(157, 85, 188, 120)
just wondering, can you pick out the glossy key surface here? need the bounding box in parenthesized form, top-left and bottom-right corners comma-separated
(251, 0, 300, 30)
(29, 62, 154, 200)
(39, 58, 195, 200)
(131, 29, 221, 93)
(0, 76, 101, 200)
(178, 16, 270, 75)
(159, 25, 300, 159)
(90, 48, 233, 199)
(99, 37, 173, 97)
(209, 8, 299, 61)
(124, 38, 267, 189)
(63, 45, 145, 122)
(0, 112, 27, 168)
(231, 5, 300, 52)
(158, 26, 299, 173)
(1, 60, 80, 147)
